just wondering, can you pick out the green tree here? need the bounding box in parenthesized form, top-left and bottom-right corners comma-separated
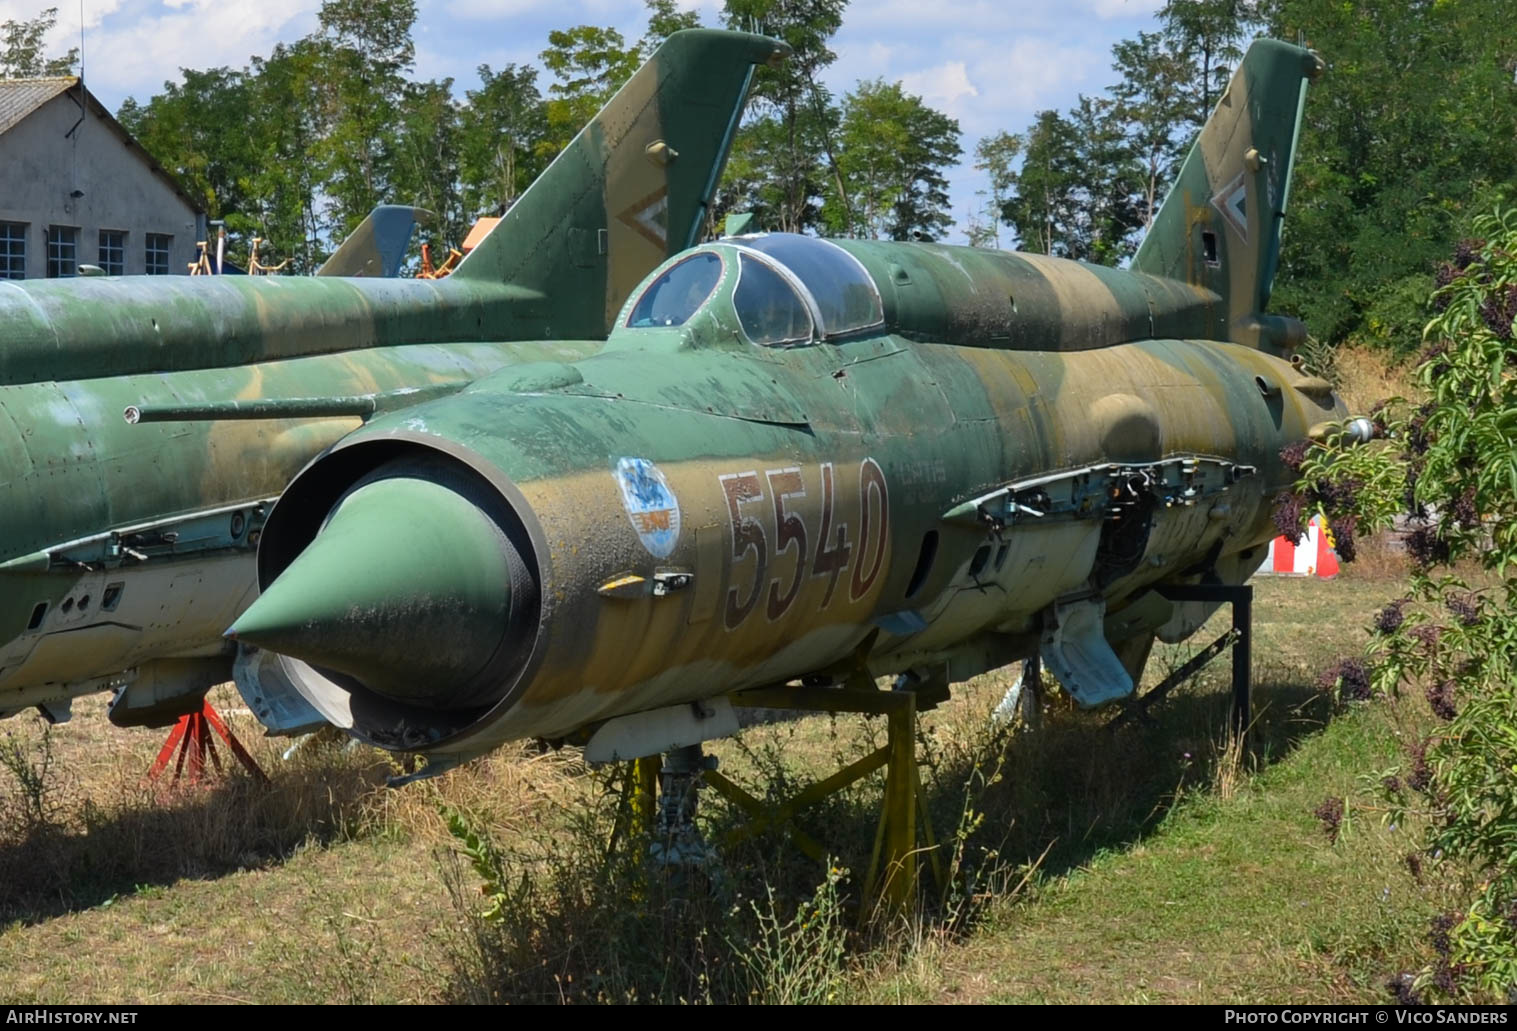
(395, 78, 467, 253)
(118, 39, 330, 272)
(244, 41, 328, 272)
(718, 0, 848, 234)
(1264, 0, 1517, 352)
(117, 67, 259, 222)
(712, 114, 820, 236)
(1001, 110, 1077, 256)
(963, 206, 997, 249)
(1110, 30, 1192, 229)
(999, 96, 1142, 263)
(538, 2, 704, 163)
(969, 131, 1022, 249)
(640, 0, 702, 53)
(312, 0, 419, 239)
(459, 63, 547, 218)
(538, 25, 639, 158)
(1, 6, 76, 78)
(824, 80, 960, 241)
(1159, 0, 1261, 130)
(1066, 93, 1145, 265)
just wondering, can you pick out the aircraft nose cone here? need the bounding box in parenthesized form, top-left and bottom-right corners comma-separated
(229, 466, 529, 710)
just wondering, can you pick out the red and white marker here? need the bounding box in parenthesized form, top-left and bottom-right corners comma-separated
(1259, 514, 1340, 578)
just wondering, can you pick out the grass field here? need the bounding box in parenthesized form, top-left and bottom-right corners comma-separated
(0, 549, 1455, 1004)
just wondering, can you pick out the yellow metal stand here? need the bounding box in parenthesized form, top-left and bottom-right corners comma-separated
(701, 686, 943, 917)
(610, 687, 944, 917)
(632, 755, 659, 834)
(608, 754, 662, 860)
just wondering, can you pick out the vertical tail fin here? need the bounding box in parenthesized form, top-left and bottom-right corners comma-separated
(449, 29, 788, 337)
(317, 205, 433, 277)
(1131, 39, 1324, 336)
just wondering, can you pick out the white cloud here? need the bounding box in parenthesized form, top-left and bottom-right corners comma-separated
(0, 0, 127, 69)
(899, 60, 978, 110)
(974, 37, 1108, 111)
(80, 1, 319, 99)
(830, 40, 895, 86)
(444, 0, 567, 19)
(0, 0, 122, 27)
(0, 1, 320, 99)
(1083, 0, 1165, 19)
(830, 32, 1108, 135)
(829, 0, 1089, 39)
(832, 0, 1161, 35)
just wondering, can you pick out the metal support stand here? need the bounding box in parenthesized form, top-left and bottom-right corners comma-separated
(700, 685, 943, 919)
(147, 699, 268, 786)
(606, 755, 659, 862)
(1108, 584, 1252, 736)
(632, 755, 659, 834)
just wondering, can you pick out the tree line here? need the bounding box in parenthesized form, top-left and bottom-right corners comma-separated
(971, 0, 1517, 352)
(6, 1, 1515, 353)
(3, 1, 965, 273)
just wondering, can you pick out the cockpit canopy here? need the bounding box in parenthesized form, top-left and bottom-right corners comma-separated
(623, 233, 884, 346)
(735, 234, 883, 337)
(625, 252, 723, 329)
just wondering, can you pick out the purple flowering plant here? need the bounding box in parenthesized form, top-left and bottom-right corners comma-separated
(1292, 210, 1517, 1000)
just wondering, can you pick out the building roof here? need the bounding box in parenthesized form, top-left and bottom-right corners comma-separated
(0, 77, 75, 135)
(0, 75, 204, 216)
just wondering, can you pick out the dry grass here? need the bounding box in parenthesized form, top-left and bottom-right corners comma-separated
(0, 689, 397, 926)
(427, 576, 1411, 1003)
(0, 689, 607, 1004)
(1209, 722, 1248, 803)
(1334, 344, 1419, 413)
(1339, 530, 1411, 583)
(0, 574, 1454, 1005)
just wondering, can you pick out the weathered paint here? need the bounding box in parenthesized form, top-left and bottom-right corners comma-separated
(231, 40, 1340, 761)
(1133, 39, 1325, 329)
(0, 29, 783, 719)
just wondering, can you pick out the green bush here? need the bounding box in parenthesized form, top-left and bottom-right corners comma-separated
(1295, 208, 1517, 1001)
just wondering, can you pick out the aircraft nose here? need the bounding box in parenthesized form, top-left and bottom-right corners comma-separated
(228, 462, 532, 711)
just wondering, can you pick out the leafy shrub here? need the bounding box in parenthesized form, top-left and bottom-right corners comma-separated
(1296, 209, 1517, 1001)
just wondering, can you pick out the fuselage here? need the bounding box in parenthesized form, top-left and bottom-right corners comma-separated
(234, 234, 1345, 758)
(0, 25, 808, 726)
(0, 272, 598, 716)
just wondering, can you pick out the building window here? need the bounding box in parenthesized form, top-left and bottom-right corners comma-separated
(46, 226, 77, 278)
(98, 230, 125, 275)
(0, 223, 24, 279)
(145, 233, 171, 276)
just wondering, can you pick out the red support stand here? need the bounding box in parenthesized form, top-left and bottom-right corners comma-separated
(147, 699, 268, 786)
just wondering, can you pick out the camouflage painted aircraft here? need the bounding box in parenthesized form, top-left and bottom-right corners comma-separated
(0, 30, 786, 729)
(227, 40, 1350, 774)
(316, 204, 434, 279)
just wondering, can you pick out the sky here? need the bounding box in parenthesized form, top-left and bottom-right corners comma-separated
(2, 0, 1170, 243)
